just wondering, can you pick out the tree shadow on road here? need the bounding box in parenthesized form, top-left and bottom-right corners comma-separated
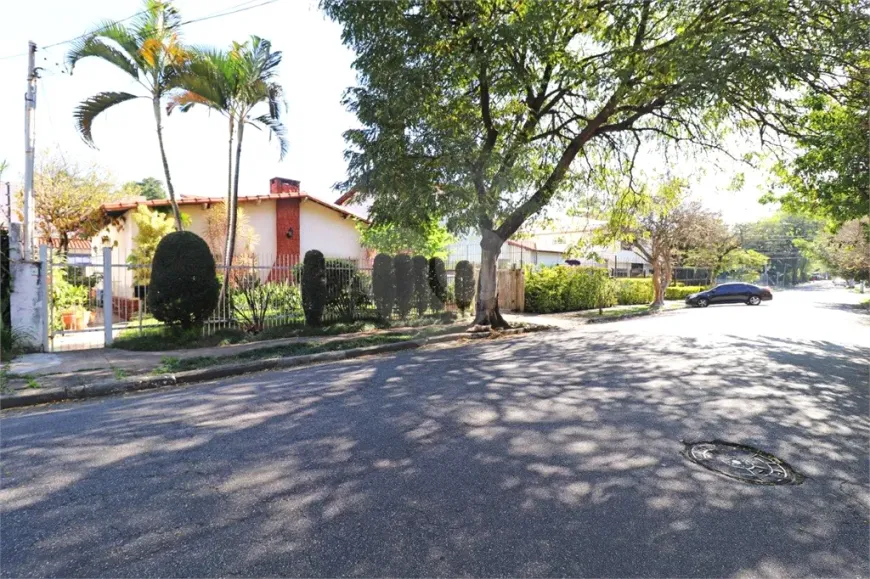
(1, 331, 868, 577)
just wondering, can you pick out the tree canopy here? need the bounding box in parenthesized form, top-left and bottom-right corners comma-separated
(358, 220, 455, 259)
(764, 77, 869, 225)
(323, 0, 867, 325)
(20, 153, 119, 253)
(122, 177, 167, 200)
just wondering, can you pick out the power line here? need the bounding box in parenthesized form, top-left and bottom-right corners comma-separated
(0, 0, 283, 61)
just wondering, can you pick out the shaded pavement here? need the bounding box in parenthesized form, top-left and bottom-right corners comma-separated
(1, 284, 868, 577)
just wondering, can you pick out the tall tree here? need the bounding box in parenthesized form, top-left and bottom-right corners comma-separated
(122, 177, 167, 200)
(764, 75, 869, 224)
(323, 0, 867, 327)
(740, 213, 823, 286)
(67, 0, 187, 230)
(170, 37, 287, 305)
(596, 177, 712, 306)
(20, 153, 118, 254)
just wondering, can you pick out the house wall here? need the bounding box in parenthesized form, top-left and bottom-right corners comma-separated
(299, 200, 365, 261)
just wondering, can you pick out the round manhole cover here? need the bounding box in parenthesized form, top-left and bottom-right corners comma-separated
(683, 441, 804, 485)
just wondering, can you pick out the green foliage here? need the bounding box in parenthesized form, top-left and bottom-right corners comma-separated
(325, 259, 370, 322)
(764, 80, 869, 225)
(372, 253, 396, 319)
(393, 254, 413, 318)
(127, 205, 185, 285)
(148, 232, 220, 329)
(614, 279, 655, 305)
(301, 250, 327, 326)
(525, 266, 616, 314)
(427, 257, 447, 311)
(664, 286, 706, 300)
(358, 220, 455, 259)
(454, 261, 475, 315)
(412, 255, 430, 315)
(122, 177, 166, 200)
(323, 0, 865, 318)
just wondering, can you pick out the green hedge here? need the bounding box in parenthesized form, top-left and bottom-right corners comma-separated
(525, 266, 616, 313)
(613, 279, 706, 303)
(613, 279, 654, 305)
(665, 285, 705, 300)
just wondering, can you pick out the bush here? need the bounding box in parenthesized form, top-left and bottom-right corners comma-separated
(454, 260, 475, 315)
(412, 255, 430, 315)
(372, 253, 395, 319)
(664, 285, 705, 300)
(394, 254, 413, 318)
(524, 266, 616, 313)
(428, 257, 447, 311)
(148, 232, 220, 329)
(614, 278, 655, 305)
(325, 259, 370, 322)
(301, 250, 327, 326)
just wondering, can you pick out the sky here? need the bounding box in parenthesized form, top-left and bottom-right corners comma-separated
(0, 0, 776, 225)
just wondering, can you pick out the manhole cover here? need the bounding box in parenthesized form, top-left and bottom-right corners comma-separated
(683, 441, 804, 485)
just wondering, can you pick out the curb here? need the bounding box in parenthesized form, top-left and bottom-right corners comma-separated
(584, 306, 687, 324)
(0, 330, 525, 410)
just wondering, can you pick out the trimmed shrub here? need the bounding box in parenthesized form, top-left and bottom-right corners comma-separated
(428, 257, 448, 311)
(394, 254, 413, 318)
(148, 231, 220, 329)
(665, 285, 706, 300)
(454, 260, 475, 315)
(524, 265, 616, 313)
(412, 255, 430, 315)
(614, 278, 655, 305)
(301, 250, 327, 326)
(372, 253, 395, 319)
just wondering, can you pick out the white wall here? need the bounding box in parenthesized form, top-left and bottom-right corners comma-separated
(300, 200, 365, 261)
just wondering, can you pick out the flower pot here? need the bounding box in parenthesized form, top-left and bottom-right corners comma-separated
(75, 309, 92, 330)
(61, 310, 77, 331)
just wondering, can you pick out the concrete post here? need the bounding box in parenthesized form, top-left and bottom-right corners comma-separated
(7, 224, 47, 352)
(103, 247, 113, 346)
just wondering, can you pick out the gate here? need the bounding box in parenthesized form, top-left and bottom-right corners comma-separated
(45, 246, 159, 352)
(497, 268, 525, 312)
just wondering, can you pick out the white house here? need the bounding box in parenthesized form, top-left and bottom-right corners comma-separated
(90, 177, 371, 299)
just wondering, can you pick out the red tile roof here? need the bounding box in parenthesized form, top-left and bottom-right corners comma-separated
(42, 238, 92, 251)
(101, 192, 369, 223)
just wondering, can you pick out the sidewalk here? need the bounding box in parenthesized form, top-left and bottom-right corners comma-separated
(4, 322, 472, 393)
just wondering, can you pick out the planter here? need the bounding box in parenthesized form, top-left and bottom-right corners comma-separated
(61, 308, 91, 331)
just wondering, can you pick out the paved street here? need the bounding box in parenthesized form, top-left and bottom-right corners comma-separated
(2, 284, 868, 577)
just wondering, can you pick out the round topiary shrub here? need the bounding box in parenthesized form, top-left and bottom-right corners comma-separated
(412, 255, 430, 315)
(148, 231, 219, 330)
(393, 254, 413, 318)
(454, 260, 475, 315)
(372, 253, 395, 319)
(427, 257, 447, 311)
(301, 250, 327, 326)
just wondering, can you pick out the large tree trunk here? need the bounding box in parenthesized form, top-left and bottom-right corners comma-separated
(472, 230, 509, 329)
(152, 97, 183, 231)
(219, 121, 244, 309)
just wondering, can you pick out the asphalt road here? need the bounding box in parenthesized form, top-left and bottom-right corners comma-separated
(2, 284, 868, 577)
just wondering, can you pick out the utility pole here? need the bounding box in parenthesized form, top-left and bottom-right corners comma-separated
(23, 41, 37, 261)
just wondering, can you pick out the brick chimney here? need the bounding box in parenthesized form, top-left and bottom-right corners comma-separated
(269, 177, 301, 194)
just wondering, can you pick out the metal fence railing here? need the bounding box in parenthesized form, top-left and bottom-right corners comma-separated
(44, 248, 464, 351)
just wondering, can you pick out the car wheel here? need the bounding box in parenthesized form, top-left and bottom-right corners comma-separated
(697, 298, 709, 308)
(748, 295, 761, 306)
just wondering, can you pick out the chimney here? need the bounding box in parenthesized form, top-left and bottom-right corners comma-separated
(270, 177, 301, 194)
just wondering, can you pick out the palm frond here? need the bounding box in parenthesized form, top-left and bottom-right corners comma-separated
(74, 91, 141, 145)
(252, 113, 288, 160)
(67, 32, 140, 77)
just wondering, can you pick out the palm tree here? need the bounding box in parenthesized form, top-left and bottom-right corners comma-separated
(67, 0, 186, 230)
(170, 36, 287, 305)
